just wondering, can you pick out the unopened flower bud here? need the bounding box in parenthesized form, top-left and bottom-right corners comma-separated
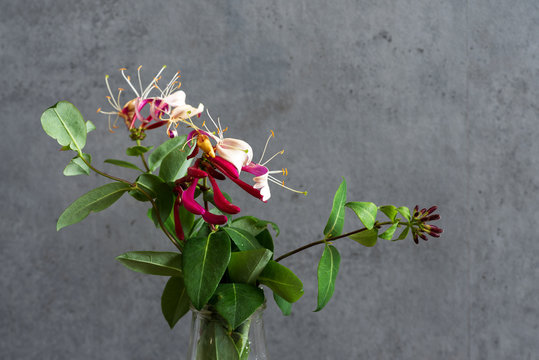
(422, 214, 440, 222)
(426, 206, 438, 215)
(419, 233, 428, 241)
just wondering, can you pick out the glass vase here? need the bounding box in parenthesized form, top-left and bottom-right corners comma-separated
(186, 305, 269, 360)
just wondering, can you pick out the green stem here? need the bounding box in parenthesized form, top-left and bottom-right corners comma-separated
(274, 221, 397, 262)
(136, 139, 151, 173)
(79, 156, 182, 251)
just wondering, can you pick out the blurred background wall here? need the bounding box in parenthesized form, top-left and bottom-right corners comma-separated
(1, 0, 538, 359)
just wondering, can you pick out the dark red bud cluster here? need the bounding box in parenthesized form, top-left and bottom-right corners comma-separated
(411, 205, 443, 244)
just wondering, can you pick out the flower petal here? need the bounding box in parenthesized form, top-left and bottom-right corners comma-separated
(242, 163, 269, 176)
(210, 156, 239, 179)
(181, 180, 205, 215)
(208, 174, 241, 214)
(164, 90, 186, 107)
(202, 211, 228, 225)
(216, 138, 253, 174)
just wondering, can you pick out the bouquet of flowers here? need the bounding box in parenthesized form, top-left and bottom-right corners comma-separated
(41, 66, 442, 359)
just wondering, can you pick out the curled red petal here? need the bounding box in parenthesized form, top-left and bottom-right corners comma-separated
(187, 145, 199, 159)
(210, 156, 239, 179)
(205, 166, 226, 180)
(202, 211, 228, 225)
(181, 180, 205, 215)
(144, 120, 168, 130)
(229, 175, 265, 202)
(173, 196, 185, 242)
(135, 98, 153, 124)
(208, 174, 241, 214)
(188, 167, 208, 178)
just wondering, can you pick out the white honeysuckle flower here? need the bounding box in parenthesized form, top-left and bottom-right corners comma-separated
(216, 138, 253, 174)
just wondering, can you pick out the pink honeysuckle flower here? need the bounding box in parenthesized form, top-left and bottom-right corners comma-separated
(98, 66, 169, 132)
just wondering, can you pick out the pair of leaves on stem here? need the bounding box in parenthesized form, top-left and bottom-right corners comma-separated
(316, 179, 412, 311)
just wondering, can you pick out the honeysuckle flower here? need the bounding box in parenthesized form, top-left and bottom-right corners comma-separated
(98, 66, 204, 139)
(97, 66, 168, 133)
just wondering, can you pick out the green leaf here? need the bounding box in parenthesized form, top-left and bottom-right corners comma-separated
(258, 261, 304, 303)
(129, 173, 167, 203)
(126, 145, 153, 156)
(41, 101, 87, 152)
(63, 153, 91, 176)
(132, 173, 175, 220)
(397, 206, 411, 221)
(323, 178, 347, 238)
(315, 244, 341, 312)
(379, 205, 398, 222)
(223, 227, 263, 251)
(190, 218, 211, 238)
(116, 251, 183, 276)
(196, 321, 239, 360)
(57, 182, 130, 230)
(397, 226, 410, 240)
(232, 216, 280, 237)
(85, 120, 96, 133)
(148, 136, 187, 172)
(161, 277, 190, 328)
(345, 201, 377, 230)
(211, 283, 265, 329)
(158, 135, 190, 182)
(349, 228, 379, 247)
(228, 248, 273, 284)
(104, 159, 143, 172)
(183, 231, 231, 310)
(273, 293, 292, 316)
(379, 223, 399, 240)
(255, 229, 274, 254)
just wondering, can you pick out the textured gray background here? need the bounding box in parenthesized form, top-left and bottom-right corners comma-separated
(1, 0, 538, 359)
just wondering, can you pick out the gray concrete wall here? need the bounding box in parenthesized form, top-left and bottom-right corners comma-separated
(1, 0, 538, 359)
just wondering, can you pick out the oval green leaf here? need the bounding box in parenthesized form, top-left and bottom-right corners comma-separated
(379, 223, 399, 240)
(126, 145, 153, 156)
(323, 178, 347, 238)
(273, 293, 292, 316)
(161, 276, 190, 328)
(183, 231, 231, 310)
(315, 244, 341, 312)
(148, 136, 186, 172)
(228, 248, 273, 284)
(116, 251, 183, 276)
(258, 261, 304, 303)
(41, 101, 87, 152)
(231, 216, 280, 237)
(255, 229, 274, 254)
(349, 228, 379, 247)
(223, 227, 263, 251)
(57, 182, 131, 230)
(345, 201, 377, 230)
(379, 205, 398, 222)
(397, 206, 411, 221)
(63, 154, 91, 176)
(158, 136, 191, 182)
(211, 283, 265, 329)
